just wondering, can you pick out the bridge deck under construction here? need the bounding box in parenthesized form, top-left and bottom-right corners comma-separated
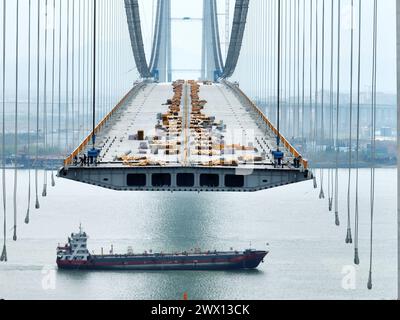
(59, 81, 312, 192)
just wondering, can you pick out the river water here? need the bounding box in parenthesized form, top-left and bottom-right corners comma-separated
(0, 168, 397, 300)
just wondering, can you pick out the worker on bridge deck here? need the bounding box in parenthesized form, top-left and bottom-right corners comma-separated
(293, 156, 302, 169)
(272, 149, 284, 168)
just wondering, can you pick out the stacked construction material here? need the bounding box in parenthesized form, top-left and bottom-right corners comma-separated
(189, 81, 264, 167)
(120, 81, 185, 167)
(188, 81, 236, 165)
(150, 80, 184, 158)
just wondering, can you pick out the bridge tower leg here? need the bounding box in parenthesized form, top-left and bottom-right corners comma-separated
(157, 0, 172, 82)
(201, 0, 223, 81)
(202, 0, 214, 81)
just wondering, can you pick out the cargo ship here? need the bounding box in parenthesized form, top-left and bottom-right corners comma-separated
(56, 226, 268, 271)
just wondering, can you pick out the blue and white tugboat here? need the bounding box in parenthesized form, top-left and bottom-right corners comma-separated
(57, 226, 268, 271)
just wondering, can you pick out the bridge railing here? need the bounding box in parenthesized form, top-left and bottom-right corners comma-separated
(63, 82, 145, 167)
(224, 81, 309, 170)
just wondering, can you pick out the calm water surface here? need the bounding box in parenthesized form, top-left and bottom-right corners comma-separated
(0, 169, 397, 300)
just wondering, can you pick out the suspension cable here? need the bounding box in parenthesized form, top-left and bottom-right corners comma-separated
(51, 0, 56, 187)
(346, 0, 354, 244)
(319, 0, 326, 200)
(295, 0, 299, 138)
(301, 0, 305, 144)
(35, 0, 41, 210)
(85, 0, 89, 136)
(66, 0, 70, 152)
(334, 0, 341, 227)
(368, 0, 378, 291)
(82, 0, 86, 139)
(71, 0, 75, 148)
(1, 0, 7, 262)
(92, 0, 97, 148)
(354, 0, 362, 266)
(58, 0, 62, 150)
(293, 0, 296, 139)
(13, 0, 20, 241)
(42, 0, 49, 198)
(78, 0, 81, 145)
(313, 0, 318, 189)
(276, 0, 281, 148)
(286, 0, 293, 137)
(328, 0, 335, 212)
(309, 0, 313, 156)
(25, 0, 32, 224)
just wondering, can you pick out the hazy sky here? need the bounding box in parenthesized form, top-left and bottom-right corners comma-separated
(140, 0, 397, 94)
(0, 0, 397, 99)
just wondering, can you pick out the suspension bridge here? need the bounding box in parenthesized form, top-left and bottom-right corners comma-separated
(0, 0, 390, 291)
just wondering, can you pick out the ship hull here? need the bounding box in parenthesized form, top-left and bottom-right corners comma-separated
(57, 252, 267, 271)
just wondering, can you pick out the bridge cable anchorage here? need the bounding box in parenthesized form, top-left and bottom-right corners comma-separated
(334, 0, 341, 227)
(13, 0, 20, 241)
(319, 0, 326, 201)
(1, 0, 7, 262)
(35, 0, 41, 210)
(42, 0, 49, 199)
(346, 0, 355, 245)
(25, 0, 33, 225)
(368, 0, 378, 291)
(354, 0, 363, 266)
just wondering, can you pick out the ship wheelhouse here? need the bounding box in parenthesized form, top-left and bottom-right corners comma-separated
(57, 225, 91, 262)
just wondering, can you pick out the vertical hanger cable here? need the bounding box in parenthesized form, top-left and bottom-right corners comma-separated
(13, 0, 20, 241)
(0, 0, 7, 262)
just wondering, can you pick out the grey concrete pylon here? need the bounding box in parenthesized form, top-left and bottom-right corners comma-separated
(151, 0, 172, 82)
(201, 0, 224, 81)
(124, 0, 172, 81)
